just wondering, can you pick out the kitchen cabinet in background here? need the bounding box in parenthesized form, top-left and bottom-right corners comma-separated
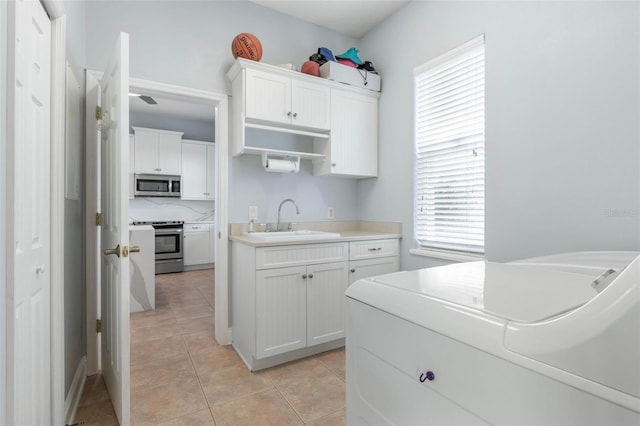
(133, 127, 183, 175)
(129, 134, 135, 199)
(181, 140, 215, 200)
(184, 223, 215, 269)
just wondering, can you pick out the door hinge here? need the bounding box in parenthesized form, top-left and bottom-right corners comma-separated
(96, 319, 102, 333)
(96, 212, 102, 226)
(95, 106, 102, 120)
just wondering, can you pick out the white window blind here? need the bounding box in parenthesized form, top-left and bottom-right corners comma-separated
(414, 35, 485, 254)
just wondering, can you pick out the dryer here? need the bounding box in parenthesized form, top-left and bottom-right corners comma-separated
(345, 251, 640, 425)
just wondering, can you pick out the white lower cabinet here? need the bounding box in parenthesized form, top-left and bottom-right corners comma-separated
(348, 239, 400, 284)
(184, 223, 211, 266)
(255, 260, 349, 359)
(232, 241, 350, 370)
(256, 261, 350, 359)
(349, 256, 400, 285)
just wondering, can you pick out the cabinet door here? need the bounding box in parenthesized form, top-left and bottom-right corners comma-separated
(306, 261, 349, 347)
(181, 142, 207, 199)
(183, 228, 210, 266)
(256, 266, 307, 358)
(328, 90, 378, 177)
(291, 79, 330, 130)
(349, 257, 399, 286)
(245, 69, 291, 125)
(134, 130, 158, 174)
(205, 144, 216, 199)
(157, 132, 182, 175)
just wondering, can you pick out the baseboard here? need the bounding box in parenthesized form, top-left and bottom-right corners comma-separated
(64, 356, 87, 426)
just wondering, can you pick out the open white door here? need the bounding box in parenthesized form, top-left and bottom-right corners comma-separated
(99, 32, 130, 426)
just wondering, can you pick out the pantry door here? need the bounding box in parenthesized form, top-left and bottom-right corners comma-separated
(6, 0, 52, 423)
(99, 32, 131, 426)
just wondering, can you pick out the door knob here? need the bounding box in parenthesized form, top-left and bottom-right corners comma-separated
(301, 274, 307, 279)
(129, 245, 141, 254)
(351, 269, 355, 273)
(35, 264, 46, 275)
(104, 244, 121, 257)
(308, 273, 314, 279)
(293, 112, 298, 118)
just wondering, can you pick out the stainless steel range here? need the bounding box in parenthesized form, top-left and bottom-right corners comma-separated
(133, 221, 184, 274)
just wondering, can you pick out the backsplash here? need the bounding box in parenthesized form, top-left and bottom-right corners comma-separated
(129, 197, 215, 222)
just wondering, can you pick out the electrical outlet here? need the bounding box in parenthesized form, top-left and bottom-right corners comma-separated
(327, 207, 335, 219)
(248, 206, 258, 221)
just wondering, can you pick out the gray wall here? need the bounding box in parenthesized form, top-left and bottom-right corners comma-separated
(359, 0, 640, 269)
(84, 0, 361, 225)
(63, 0, 86, 397)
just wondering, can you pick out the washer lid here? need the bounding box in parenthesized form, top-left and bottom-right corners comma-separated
(364, 261, 603, 323)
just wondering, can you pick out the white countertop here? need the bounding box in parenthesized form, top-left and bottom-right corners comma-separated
(230, 230, 401, 247)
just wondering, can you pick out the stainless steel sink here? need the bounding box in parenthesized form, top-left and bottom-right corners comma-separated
(244, 230, 341, 241)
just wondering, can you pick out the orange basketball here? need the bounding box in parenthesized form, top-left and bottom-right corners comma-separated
(231, 33, 263, 62)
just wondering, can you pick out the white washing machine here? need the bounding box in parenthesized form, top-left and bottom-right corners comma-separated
(345, 251, 640, 425)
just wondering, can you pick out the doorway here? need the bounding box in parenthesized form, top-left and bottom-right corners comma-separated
(84, 75, 230, 376)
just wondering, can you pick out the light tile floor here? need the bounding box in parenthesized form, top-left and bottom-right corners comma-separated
(75, 269, 346, 426)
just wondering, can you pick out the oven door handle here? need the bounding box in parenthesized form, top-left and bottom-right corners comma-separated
(154, 228, 183, 235)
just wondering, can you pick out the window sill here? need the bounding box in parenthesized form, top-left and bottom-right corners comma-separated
(410, 248, 484, 263)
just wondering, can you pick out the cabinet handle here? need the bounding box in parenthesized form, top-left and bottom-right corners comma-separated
(351, 269, 355, 273)
(301, 274, 307, 279)
(331, 163, 336, 167)
(419, 371, 435, 383)
(293, 112, 298, 118)
(308, 273, 314, 279)
(287, 111, 292, 117)
(368, 247, 382, 251)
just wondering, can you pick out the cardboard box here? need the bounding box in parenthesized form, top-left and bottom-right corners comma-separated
(319, 61, 381, 92)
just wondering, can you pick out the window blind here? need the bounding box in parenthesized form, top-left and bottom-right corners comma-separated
(414, 35, 485, 254)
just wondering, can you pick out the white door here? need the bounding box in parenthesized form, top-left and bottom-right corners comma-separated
(6, 0, 51, 423)
(99, 32, 131, 426)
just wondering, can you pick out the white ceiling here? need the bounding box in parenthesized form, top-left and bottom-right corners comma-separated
(249, 0, 410, 39)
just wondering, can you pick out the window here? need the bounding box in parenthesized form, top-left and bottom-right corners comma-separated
(414, 35, 485, 255)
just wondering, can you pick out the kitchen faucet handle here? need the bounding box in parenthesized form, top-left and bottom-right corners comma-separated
(263, 223, 272, 232)
(288, 222, 297, 231)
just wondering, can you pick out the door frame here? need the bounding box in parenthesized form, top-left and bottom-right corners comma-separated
(84, 74, 231, 372)
(1, 0, 67, 424)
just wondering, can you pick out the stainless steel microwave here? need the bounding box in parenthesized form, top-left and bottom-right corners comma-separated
(134, 174, 181, 197)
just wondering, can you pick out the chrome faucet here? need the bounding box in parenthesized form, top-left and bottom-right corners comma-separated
(276, 198, 300, 231)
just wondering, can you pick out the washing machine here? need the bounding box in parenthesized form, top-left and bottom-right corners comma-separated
(345, 251, 640, 425)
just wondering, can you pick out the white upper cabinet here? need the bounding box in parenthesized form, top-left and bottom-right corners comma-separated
(314, 89, 378, 178)
(227, 59, 379, 178)
(132, 127, 183, 175)
(245, 68, 330, 131)
(181, 140, 215, 200)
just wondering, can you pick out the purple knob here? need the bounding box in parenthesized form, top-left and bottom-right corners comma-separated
(426, 371, 435, 381)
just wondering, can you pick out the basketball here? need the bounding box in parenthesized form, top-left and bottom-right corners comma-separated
(231, 33, 263, 62)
